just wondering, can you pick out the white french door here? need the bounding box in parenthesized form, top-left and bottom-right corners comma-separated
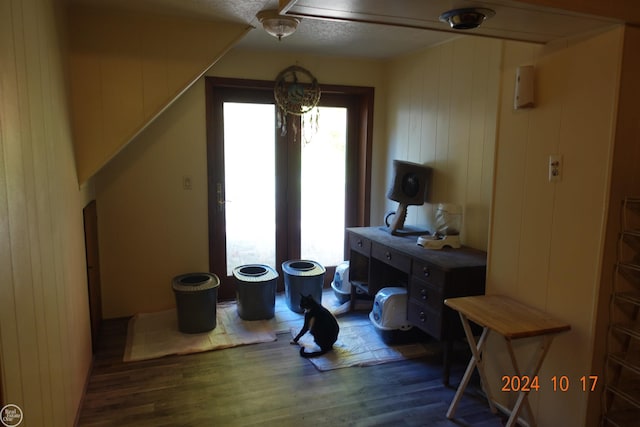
(222, 102, 278, 275)
(206, 78, 372, 299)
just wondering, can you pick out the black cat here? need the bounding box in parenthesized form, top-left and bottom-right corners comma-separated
(291, 294, 339, 358)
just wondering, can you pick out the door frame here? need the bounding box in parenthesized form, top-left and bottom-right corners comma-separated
(205, 77, 373, 300)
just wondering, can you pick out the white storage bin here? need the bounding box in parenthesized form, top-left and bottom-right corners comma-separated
(331, 261, 351, 304)
(369, 287, 429, 345)
(370, 287, 412, 330)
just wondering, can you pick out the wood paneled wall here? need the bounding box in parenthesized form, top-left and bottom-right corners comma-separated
(487, 28, 623, 426)
(385, 37, 502, 250)
(0, 0, 94, 425)
(385, 27, 626, 425)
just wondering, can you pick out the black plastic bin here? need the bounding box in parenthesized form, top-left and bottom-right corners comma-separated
(282, 260, 325, 313)
(172, 272, 220, 333)
(233, 264, 279, 320)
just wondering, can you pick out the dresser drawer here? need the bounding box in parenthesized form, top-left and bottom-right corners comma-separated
(371, 242, 411, 272)
(408, 300, 443, 339)
(349, 233, 371, 255)
(412, 260, 446, 289)
(409, 277, 443, 312)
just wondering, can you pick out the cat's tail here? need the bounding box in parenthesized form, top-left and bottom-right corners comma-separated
(299, 346, 331, 358)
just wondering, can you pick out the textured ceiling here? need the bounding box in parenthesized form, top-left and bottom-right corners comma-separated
(67, 0, 621, 59)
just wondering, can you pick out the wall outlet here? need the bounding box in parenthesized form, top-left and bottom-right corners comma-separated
(549, 154, 562, 182)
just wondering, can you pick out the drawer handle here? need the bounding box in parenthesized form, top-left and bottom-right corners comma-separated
(423, 267, 430, 277)
(420, 288, 428, 301)
(357, 239, 363, 247)
(419, 311, 426, 322)
(385, 251, 392, 260)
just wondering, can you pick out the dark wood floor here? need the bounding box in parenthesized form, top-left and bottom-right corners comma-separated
(78, 314, 506, 426)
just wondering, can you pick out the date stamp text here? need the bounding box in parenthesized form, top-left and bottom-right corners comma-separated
(501, 375, 599, 392)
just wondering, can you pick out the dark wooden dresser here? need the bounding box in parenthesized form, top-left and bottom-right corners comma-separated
(346, 227, 487, 382)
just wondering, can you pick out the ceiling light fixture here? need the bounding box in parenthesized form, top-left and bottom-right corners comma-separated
(256, 10, 300, 41)
(439, 8, 495, 30)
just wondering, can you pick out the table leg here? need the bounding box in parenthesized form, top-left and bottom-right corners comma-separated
(505, 338, 536, 425)
(446, 313, 497, 419)
(504, 335, 555, 427)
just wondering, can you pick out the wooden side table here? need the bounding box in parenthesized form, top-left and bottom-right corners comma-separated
(444, 295, 571, 427)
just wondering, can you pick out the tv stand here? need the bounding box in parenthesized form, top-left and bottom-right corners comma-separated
(346, 227, 487, 384)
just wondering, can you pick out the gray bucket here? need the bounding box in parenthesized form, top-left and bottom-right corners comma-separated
(172, 272, 220, 333)
(282, 260, 325, 313)
(233, 264, 278, 320)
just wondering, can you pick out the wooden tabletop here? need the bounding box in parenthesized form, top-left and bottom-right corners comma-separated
(346, 227, 487, 270)
(444, 295, 570, 339)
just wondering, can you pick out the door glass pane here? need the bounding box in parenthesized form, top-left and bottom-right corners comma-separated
(223, 102, 276, 275)
(300, 107, 347, 266)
